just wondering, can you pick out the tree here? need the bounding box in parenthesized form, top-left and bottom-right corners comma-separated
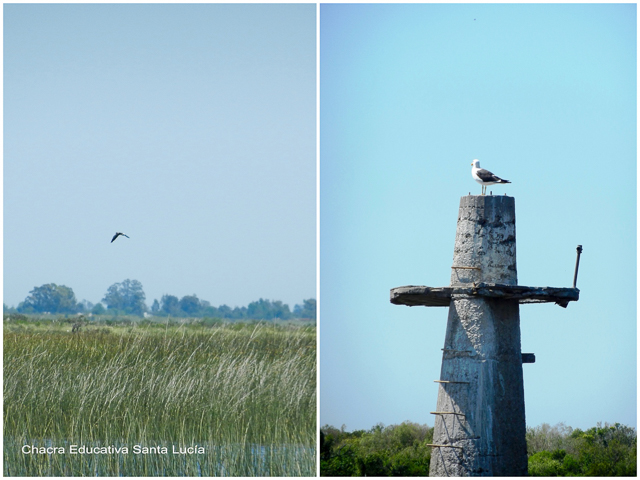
(526, 422, 573, 455)
(527, 421, 637, 477)
(179, 295, 201, 316)
(102, 279, 147, 316)
(18, 283, 78, 314)
(91, 303, 106, 315)
(247, 298, 270, 319)
(270, 300, 292, 319)
(294, 298, 316, 319)
(528, 450, 566, 476)
(320, 422, 433, 477)
(3, 304, 17, 314)
(231, 306, 248, 319)
(574, 423, 637, 476)
(159, 295, 180, 316)
(199, 299, 217, 317)
(247, 298, 292, 320)
(77, 299, 94, 313)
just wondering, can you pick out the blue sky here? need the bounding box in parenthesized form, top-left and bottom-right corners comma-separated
(4, 4, 316, 310)
(3, 0, 637, 438)
(320, 3, 636, 432)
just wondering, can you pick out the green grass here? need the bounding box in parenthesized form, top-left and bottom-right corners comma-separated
(4, 320, 316, 476)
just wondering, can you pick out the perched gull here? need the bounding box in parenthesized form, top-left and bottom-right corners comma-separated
(111, 232, 130, 243)
(471, 159, 510, 195)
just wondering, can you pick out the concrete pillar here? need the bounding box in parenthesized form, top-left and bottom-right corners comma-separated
(429, 195, 528, 476)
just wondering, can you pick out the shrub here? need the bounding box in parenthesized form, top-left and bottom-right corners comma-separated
(529, 451, 564, 476)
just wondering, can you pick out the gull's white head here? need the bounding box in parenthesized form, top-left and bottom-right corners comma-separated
(471, 159, 480, 168)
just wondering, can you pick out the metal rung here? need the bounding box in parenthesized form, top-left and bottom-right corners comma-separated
(434, 380, 470, 385)
(427, 444, 464, 449)
(442, 348, 472, 353)
(451, 266, 481, 270)
(430, 411, 466, 416)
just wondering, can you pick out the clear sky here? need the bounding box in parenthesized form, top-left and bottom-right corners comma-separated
(320, 3, 636, 432)
(4, 4, 316, 310)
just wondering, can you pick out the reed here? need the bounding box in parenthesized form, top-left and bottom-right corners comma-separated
(4, 321, 316, 476)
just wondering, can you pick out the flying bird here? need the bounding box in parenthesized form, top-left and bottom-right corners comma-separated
(111, 232, 130, 243)
(471, 159, 511, 195)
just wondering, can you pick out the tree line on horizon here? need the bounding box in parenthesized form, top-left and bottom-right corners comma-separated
(5, 279, 316, 320)
(320, 421, 636, 476)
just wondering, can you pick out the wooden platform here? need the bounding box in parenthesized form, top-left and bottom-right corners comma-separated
(390, 283, 580, 308)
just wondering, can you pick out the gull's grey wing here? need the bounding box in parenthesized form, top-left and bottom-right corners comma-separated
(476, 168, 506, 183)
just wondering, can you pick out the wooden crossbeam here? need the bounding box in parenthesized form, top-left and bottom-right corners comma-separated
(390, 284, 579, 307)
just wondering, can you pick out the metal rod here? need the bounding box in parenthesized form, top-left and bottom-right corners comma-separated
(573, 245, 583, 288)
(451, 266, 481, 270)
(427, 444, 464, 449)
(434, 380, 470, 384)
(430, 411, 466, 416)
(442, 348, 472, 353)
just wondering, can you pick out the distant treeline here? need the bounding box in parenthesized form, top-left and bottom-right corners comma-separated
(5, 279, 315, 320)
(321, 421, 637, 476)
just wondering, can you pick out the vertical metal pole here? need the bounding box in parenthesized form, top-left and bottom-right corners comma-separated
(572, 245, 583, 288)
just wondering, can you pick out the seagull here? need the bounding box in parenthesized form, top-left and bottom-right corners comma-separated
(111, 232, 130, 243)
(471, 159, 511, 195)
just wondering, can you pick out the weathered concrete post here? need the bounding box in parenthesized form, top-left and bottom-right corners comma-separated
(432, 195, 525, 476)
(390, 195, 580, 477)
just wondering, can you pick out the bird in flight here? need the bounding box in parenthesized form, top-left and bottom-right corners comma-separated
(111, 232, 130, 243)
(471, 159, 511, 195)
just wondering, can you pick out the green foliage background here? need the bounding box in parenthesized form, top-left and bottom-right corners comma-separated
(7, 279, 316, 320)
(321, 422, 433, 476)
(526, 422, 636, 476)
(321, 421, 636, 476)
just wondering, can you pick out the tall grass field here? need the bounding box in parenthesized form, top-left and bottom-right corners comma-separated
(4, 318, 316, 476)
